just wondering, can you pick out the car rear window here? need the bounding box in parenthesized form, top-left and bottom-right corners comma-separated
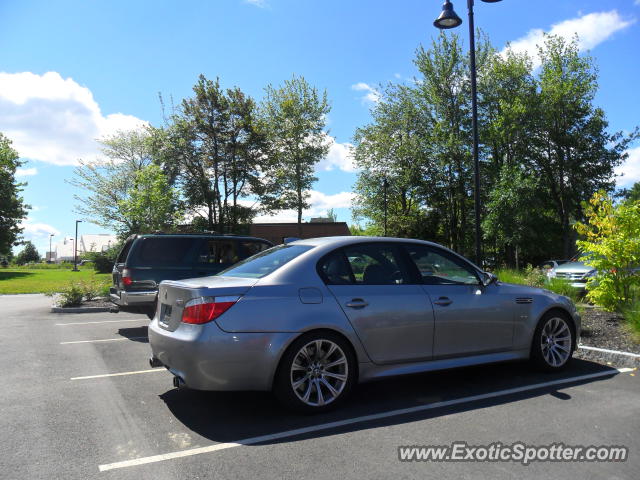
(116, 239, 134, 263)
(130, 237, 196, 267)
(217, 245, 313, 279)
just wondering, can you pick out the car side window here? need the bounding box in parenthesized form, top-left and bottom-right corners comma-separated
(343, 244, 409, 285)
(318, 250, 354, 285)
(197, 240, 239, 265)
(403, 244, 479, 285)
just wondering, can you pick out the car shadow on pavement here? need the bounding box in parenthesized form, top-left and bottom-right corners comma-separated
(159, 358, 623, 446)
(117, 326, 148, 343)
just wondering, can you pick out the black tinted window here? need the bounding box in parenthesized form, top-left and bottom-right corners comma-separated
(116, 239, 134, 263)
(344, 244, 409, 285)
(318, 251, 353, 285)
(197, 240, 239, 265)
(404, 244, 479, 285)
(132, 237, 195, 267)
(319, 244, 409, 286)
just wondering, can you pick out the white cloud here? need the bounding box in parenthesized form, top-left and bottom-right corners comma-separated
(351, 82, 380, 104)
(316, 135, 356, 173)
(244, 0, 267, 7)
(504, 11, 635, 68)
(251, 190, 355, 223)
(15, 167, 38, 176)
(19, 220, 60, 240)
(615, 146, 640, 188)
(0, 71, 147, 166)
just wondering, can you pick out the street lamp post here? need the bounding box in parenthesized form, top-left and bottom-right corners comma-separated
(73, 220, 82, 272)
(383, 176, 388, 237)
(49, 234, 54, 264)
(433, 0, 501, 268)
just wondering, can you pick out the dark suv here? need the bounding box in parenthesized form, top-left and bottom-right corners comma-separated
(110, 234, 273, 318)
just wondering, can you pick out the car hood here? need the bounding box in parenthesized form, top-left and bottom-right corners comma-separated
(554, 261, 593, 273)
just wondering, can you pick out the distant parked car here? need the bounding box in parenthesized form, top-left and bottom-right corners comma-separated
(149, 236, 581, 412)
(110, 234, 272, 318)
(539, 259, 570, 272)
(546, 257, 596, 290)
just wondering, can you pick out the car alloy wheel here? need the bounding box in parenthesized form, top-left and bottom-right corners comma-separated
(290, 339, 348, 407)
(540, 316, 572, 367)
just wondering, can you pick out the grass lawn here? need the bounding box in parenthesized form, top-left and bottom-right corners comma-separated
(0, 267, 110, 294)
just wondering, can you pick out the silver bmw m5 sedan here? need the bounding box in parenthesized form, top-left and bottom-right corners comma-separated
(149, 236, 581, 412)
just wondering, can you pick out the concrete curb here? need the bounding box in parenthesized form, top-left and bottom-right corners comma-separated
(51, 306, 113, 313)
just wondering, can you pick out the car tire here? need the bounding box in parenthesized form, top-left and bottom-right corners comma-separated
(530, 311, 575, 372)
(273, 331, 356, 413)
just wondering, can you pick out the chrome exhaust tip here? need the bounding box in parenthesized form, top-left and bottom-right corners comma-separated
(149, 356, 163, 368)
(173, 376, 185, 389)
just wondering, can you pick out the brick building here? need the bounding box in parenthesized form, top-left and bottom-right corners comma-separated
(249, 222, 351, 245)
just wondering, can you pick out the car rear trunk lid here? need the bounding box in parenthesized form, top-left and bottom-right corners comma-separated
(157, 276, 258, 332)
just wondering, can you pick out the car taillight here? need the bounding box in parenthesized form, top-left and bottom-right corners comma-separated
(181, 296, 240, 325)
(122, 268, 133, 286)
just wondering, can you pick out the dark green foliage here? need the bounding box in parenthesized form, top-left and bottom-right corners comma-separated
(15, 241, 40, 265)
(352, 32, 636, 266)
(0, 133, 29, 256)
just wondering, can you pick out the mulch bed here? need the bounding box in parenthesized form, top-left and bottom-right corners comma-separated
(575, 306, 640, 368)
(79, 298, 113, 309)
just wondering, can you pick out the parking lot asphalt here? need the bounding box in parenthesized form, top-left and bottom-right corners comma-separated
(1, 294, 638, 479)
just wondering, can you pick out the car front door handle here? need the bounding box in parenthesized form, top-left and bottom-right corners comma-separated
(434, 297, 452, 306)
(346, 298, 369, 308)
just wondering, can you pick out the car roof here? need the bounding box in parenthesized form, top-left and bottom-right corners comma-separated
(131, 233, 271, 242)
(292, 236, 445, 247)
(290, 236, 481, 268)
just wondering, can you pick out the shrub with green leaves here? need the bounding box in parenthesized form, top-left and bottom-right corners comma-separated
(56, 284, 85, 307)
(575, 192, 640, 311)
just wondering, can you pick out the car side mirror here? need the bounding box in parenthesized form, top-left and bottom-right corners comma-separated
(482, 272, 498, 286)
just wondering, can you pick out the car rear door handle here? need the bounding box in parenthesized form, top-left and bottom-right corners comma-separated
(434, 297, 452, 306)
(346, 298, 369, 308)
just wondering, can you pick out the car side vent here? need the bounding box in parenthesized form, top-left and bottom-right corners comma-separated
(516, 297, 533, 304)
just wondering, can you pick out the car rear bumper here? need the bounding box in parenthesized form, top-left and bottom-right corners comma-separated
(148, 318, 297, 391)
(110, 288, 157, 308)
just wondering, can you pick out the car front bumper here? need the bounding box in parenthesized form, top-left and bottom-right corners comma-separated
(148, 318, 298, 391)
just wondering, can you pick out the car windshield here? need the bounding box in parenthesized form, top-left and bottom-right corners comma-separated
(217, 244, 313, 279)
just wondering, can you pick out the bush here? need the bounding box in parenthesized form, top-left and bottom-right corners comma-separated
(575, 192, 640, 311)
(83, 243, 121, 274)
(55, 284, 85, 307)
(47, 278, 111, 306)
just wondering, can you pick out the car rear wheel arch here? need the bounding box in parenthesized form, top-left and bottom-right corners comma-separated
(271, 328, 360, 391)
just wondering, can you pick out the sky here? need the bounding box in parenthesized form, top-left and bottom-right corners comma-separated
(1, 0, 639, 255)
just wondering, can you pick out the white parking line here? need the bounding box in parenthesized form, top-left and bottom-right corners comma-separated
(579, 345, 640, 358)
(61, 337, 147, 344)
(71, 369, 165, 380)
(56, 319, 144, 326)
(98, 367, 634, 472)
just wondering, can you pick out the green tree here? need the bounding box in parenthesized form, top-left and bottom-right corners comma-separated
(352, 83, 435, 239)
(15, 241, 40, 265)
(621, 182, 640, 204)
(70, 129, 180, 238)
(118, 164, 183, 234)
(0, 133, 29, 256)
(155, 75, 262, 232)
(259, 75, 331, 235)
(575, 191, 640, 310)
(532, 35, 635, 258)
